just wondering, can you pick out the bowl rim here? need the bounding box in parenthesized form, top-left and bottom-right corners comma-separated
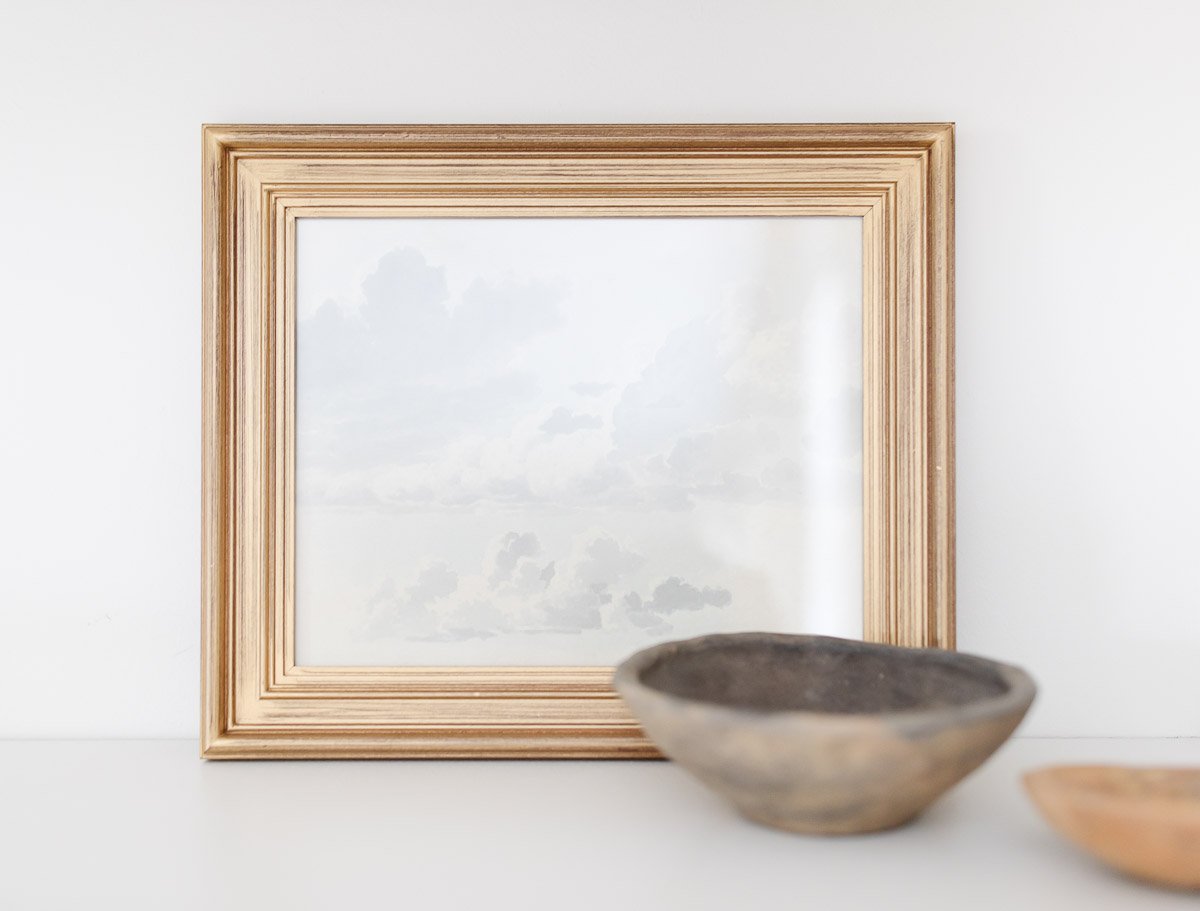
(1024, 765, 1200, 810)
(612, 632, 1037, 731)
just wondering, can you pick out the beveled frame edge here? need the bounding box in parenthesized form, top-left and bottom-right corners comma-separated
(202, 123, 954, 758)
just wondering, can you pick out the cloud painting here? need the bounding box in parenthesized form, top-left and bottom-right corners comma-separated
(294, 217, 864, 666)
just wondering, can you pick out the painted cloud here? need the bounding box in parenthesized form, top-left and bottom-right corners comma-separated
(298, 247, 856, 516)
(364, 530, 731, 642)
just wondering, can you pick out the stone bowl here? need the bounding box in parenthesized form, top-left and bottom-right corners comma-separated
(1024, 766, 1200, 890)
(613, 632, 1036, 835)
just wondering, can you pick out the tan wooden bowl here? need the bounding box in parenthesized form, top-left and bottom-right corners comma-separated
(1024, 765, 1200, 890)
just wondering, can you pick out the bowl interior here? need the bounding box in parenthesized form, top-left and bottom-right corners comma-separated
(637, 635, 1011, 714)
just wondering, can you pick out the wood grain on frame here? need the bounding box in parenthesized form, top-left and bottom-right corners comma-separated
(202, 124, 955, 759)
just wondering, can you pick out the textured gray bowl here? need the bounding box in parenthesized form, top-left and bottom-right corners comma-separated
(614, 633, 1036, 835)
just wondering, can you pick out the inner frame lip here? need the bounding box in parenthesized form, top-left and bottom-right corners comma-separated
(613, 632, 1036, 730)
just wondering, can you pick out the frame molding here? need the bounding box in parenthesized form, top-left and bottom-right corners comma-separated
(202, 124, 955, 759)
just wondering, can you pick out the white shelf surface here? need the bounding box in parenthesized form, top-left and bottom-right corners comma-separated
(1, 738, 1197, 909)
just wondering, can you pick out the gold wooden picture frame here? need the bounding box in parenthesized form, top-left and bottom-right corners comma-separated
(202, 123, 955, 759)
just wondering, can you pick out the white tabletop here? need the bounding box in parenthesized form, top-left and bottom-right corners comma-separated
(1, 738, 1197, 910)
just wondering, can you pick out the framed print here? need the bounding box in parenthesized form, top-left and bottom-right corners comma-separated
(202, 123, 955, 758)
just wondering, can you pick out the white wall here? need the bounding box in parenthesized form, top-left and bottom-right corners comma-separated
(1, 0, 1196, 738)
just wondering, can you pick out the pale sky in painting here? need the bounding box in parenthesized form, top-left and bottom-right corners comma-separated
(294, 216, 862, 666)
